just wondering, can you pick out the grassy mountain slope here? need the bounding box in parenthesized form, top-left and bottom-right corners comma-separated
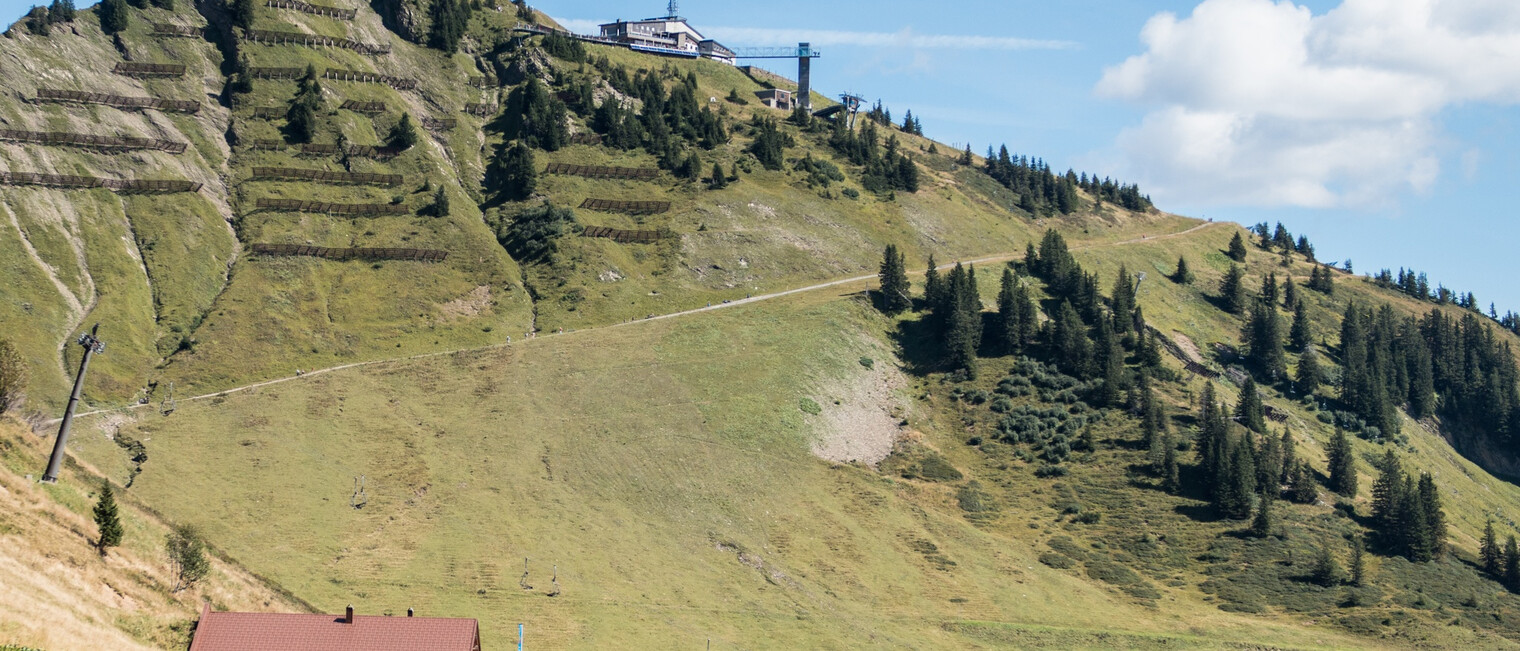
(0, 419, 307, 649)
(6, 1, 1520, 650)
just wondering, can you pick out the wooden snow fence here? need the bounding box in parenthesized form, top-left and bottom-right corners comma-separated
(301, 143, 404, 159)
(255, 197, 408, 216)
(265, 0, 357, 20)
(248, 67, 305, 80)
(323, 68, 416, 90)
(339, 99, 386, 114)
(250, 243, 446, 261)
(150, 23, 204, 38)
(113, 62, 186, 78)
(467, 76, 492, 88)
(36, 88, 199, 114)
(580, 226, 671, 244)
(0, 129, 187, 154)
(545, 163, 658, 180)
(0, 171, 200, 193)
(569, 133, 603, 145)
(250, 139, 287, 150)
(252, 106, 286, 119)
(251, 166, 402, 186)
(242, 28, 391, 55)
(1263, 405, 1290, 423)
(463, 103, 496, 117)
(421, 117, 456, 131)
(578, 198, 671, 215)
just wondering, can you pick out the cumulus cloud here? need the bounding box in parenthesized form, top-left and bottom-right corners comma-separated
(1096, 0, 1520, 209)
(553, 17, 1076, 51)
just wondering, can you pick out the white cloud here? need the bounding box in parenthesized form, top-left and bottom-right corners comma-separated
(1095, 0, 1520, 209)
(552, 17, 1077, 51)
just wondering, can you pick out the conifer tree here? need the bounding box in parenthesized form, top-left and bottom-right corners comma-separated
(923, 255, 943, 311)
(99, 0, 128, 34)
(1261, 272, 1279, 307)
(1219, 264, 1247, 314)
(709, 162, 728, 189)
(1283, 274, 1299, 311)
(1235, 377, 1266, 433)
(93, 479, 123, 557)
(286, 65, 323, 144)
(878, 245, 910, 315)
(1280, 429, 1297, 483)
(1051, 300, 1091, 379)
(996, 268, 1021, 353)
(388, 113, 419, 150)
(1483, 519, 1502, 576)
(1245, 301, 1287, 382)
(1093, 317, 1125, 407)
(1162, 434, 1181, 495)
(1250, 490, 1274, 537)
(491, 142, 536, 201)
(1349, 535, 1367, 587)
(1197, 383, 1229, 495)
(1111, 265, 1136, 334)
(428, 0, 470, 53)
(1289, 461, 1318, 503)
(1220, 439, 1257, 519)
(1418, 473, 1446, 559)
(1312, 539, 1342, 587)
(1371, 450, 1404, 542)
(1397, 475, 1432, 561)
(1172, 255, 1193, 284)
(49, 0, 75, 22)
(1328, 428, 1357, 498)
(229, 0, 253, 30)
(1506, 536, 1520, 591)
(1296, 344, 1322, 397)
(1289, 301, 1312, 350)
(959, 144, 973, 165)
(431, 185, 450, 217)
(1227, 231, 1249, 262)
(1256, 428, 1283, 495)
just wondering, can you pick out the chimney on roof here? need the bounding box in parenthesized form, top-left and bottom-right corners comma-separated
(407, 607, 414, 617)
(345, 605, 354, 623)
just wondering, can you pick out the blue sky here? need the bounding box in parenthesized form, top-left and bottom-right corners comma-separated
(6, 0, 1516, 312)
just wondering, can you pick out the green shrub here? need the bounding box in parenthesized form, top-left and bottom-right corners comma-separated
(799, 397, 822, 415)
(859, 357, 874, 370)
(1035, 464, 1068, 478)
(917, 454, 963, 482)
(957, 481, 993, 512)
(1039, 552, 1075, 569)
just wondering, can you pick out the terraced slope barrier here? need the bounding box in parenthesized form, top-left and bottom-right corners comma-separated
(241, 28, 391, 55)
(323, 68, 416, 90)
(246, 140, 404, 159)
(568, 133, 602, 145)
(248, 67, 305, 79)
(580, 226, 671, 244)
(251, 167, 402, 186)
(545, 163, 658, 180)
(0, 129, 187, 154)
(36, 88, 199, 114)
(0, 171, 201, 193)
(339, 99, 385, 114)
(463, 103, 496, 117)
(150, 23, 203, 37)
(250, 243, 445, 261)
(113, 62, 186, 78)
(421, 117, 456, 130)
(251, 106, 286, 119)
(255, 198, 408, 216)
(579, 198, 671, 215)
(264, 0, 356, 20)
(467, 76, 492, 88)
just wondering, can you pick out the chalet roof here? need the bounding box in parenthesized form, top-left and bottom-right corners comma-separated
(189, 605, 481, 651)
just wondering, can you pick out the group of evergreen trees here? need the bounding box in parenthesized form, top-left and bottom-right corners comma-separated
(285, 65, 324, 144)
(427, 0, 472, 54)
(1249, 221, 1316, 261)
(99, 0, 127, 34)
(980, 147, 1153, 217)
(827, 119, 918, 193)
(1480, 519, 1520, 592)
(1370, 451, 1447, 561)
(1369, 266, 1510, 335)
(21, 0, 76, 35)
(502, 77, 568, 151)
(587, 65, 728, 173)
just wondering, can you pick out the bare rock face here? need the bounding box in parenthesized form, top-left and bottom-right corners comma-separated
(370, 0, 422, 43)
(496, 47, 555, 86)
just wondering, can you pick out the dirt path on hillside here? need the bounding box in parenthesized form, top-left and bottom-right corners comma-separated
(52, 221, 1222, 425)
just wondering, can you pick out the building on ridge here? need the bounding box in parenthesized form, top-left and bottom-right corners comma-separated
(188, 604, 482, 651)
(598, 12, 735, 64)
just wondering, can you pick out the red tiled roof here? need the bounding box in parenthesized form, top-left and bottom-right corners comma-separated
(189, 605, 482, 651)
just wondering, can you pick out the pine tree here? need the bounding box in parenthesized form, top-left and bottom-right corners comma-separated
(93, 479, 123, 557)
(923, 255, 943, 311)
(1371, 450, 1404, 547)
(1220, 439, 1257, 519)
(286, 65, 323, 144)
(709, 162, 728, 189)
(1172, 256, 1193, 284)
(1219, 264, 1247, 314)
(1227, 231, 1249, 262)
(959, 144, 973, 165)
(98, 0, 128, 34)
(1328, 428, 1357, 498)
(1349, 535, 1367, 587)
(431, 185, 450, 217)
(996, 268, 1022, 353)
(1280, 429, 1297, 484)
(1483, 519, 1503, 576)
(1417, 473, 1446, 559)
(1507, 536, 1520, 591)
(1111, 265, 1136, 334)
(1397, 475, 1432, 561)
(1245, 301, 1287, 382)
(1162, 433, 1181, 495)
(1289, 461, 1318, 503)
(428, 0, 470, 53)
(388, 113, 419, 150)
(491, 142, 536, 201)
(1289, 301, 1312, 350)
(1282, 275, 1299, 311)
(1256, 428, 1283, 495)
(1250, 490, 1273, 537)
(1236, 376, 1266, 433)
(1052, 300, 1091, 379)
(1312, 539, 1343, 587)
(878, 245, 910, 315)
(1296, 344, 1322, 396)
(1093, 316, 1124, 407)
(1260, 272, 1279, 307)
(229, 0, 253, 30)
(48, 0, 75, 23)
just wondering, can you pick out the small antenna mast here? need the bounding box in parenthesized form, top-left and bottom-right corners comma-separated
(667, 0, 678, 18)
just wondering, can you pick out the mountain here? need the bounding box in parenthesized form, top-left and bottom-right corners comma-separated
(3, 1, 1520, 649)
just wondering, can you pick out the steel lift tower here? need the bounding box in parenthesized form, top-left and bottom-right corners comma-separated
(732, 43, 822, 112)
(42, 324, 104, 483)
